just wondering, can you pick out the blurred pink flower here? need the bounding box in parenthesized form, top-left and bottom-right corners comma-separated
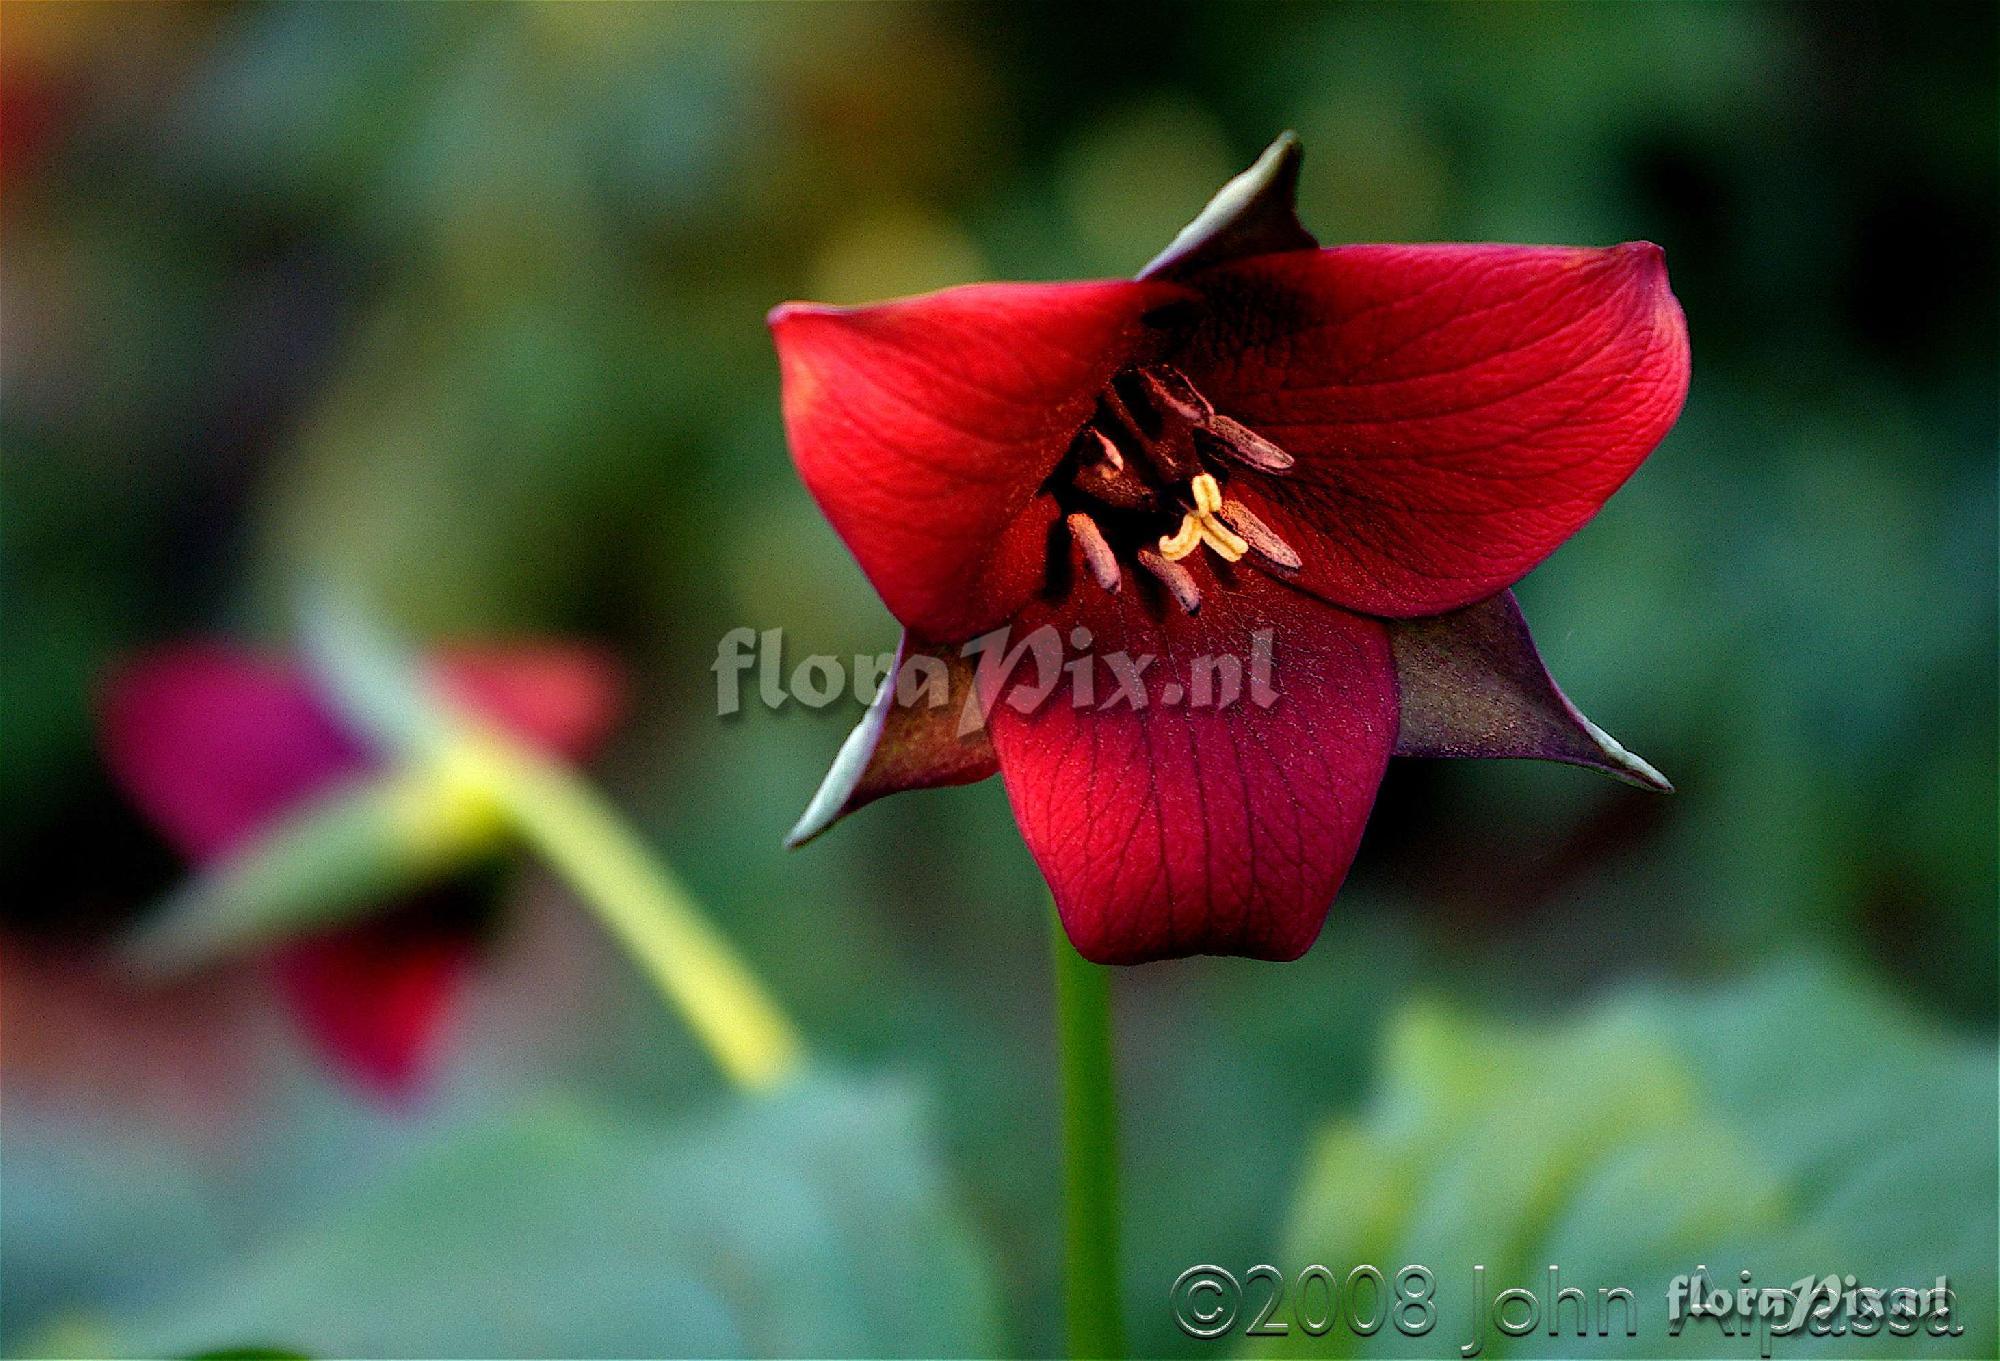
(99, 643, 622, 1099)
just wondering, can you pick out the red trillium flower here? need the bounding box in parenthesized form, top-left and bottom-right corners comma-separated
(100, 642, 622, 1097)
(772, 134, 1689, 964)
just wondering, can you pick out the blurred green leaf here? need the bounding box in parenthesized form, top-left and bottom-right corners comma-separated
(96, 1073, 1002, 1358)
(1254, 961, 1996, 1358)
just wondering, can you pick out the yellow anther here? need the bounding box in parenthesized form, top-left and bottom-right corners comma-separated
(1158, 473, 1245, 563)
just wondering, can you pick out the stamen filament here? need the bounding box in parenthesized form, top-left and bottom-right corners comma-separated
(1200, 415, 1295, 473)
(1088, 427, 1124, 473)
(1067, 512, 1123, 593)
(1105, 382, 1196, 483)
(1217, 499, 1301, 570)
(1135, 365, 1212, 424)
(1138, 548, 1202, 614)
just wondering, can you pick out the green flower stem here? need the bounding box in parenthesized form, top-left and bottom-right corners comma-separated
(1051, 906, 1126, 1360)
(458, 728, 805, 1093)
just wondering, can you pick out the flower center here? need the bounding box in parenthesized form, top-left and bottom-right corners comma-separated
(1049, 364, 1301, 613)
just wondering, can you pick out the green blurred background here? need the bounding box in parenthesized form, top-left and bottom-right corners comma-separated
(3, 3, 1994, 1357)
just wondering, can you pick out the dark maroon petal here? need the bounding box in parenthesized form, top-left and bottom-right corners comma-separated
(269, 916, 470, 1100)
(786, 633, 997, 849)
(771, 279, 1189, 642)
(984, 564, 1395, 963)
(1138, 131, 1319, 281)
(1182, 242, 1690, 617)
(1391, 591, 1670, 791)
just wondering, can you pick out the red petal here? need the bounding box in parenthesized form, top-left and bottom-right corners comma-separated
(1183, 243, 1689, 616)
(99, 646, 369, 862)
(435, 645, 624, 763)
(269, 913, 470, 1101)
(771, 279, 1189, 641)
(984, 567, 1394, 963)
